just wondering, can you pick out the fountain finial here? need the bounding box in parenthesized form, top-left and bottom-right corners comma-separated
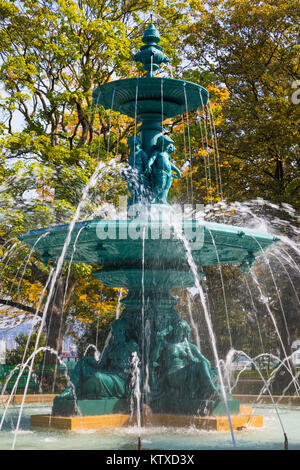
(133, 24, 170, 77)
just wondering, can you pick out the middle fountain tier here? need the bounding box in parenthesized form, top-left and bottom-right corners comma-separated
(20, 24, 277, 420)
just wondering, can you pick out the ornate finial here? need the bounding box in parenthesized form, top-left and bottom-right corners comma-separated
(133, 24, 170, 77)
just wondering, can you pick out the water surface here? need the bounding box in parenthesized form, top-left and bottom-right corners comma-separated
(0, 403, 299, 450)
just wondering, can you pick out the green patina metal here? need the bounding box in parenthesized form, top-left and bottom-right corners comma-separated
(19, 24, 278, 418)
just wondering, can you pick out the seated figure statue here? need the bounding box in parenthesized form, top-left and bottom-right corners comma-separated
(151, 319, 220, 400)
(59, 318, 139, 400)
(146, 134, 181, 204)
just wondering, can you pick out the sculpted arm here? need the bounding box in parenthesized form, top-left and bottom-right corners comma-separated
(171, 162, 181, 179)
(151, 325, 173, 364)
(189, 343, 211, 365)
(147, 152, 158, 173)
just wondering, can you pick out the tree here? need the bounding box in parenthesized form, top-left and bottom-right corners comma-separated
(6, 331, 46, 366)
(183, 0, 300, 207)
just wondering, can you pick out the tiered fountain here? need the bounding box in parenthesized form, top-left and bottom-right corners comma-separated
(20, 24, 277, 433)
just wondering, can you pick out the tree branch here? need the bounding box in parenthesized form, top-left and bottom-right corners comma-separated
(0, 298, 43, 317)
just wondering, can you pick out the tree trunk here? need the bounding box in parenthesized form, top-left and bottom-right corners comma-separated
(44, 277, 65, 365)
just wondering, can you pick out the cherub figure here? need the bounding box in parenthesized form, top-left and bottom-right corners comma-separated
(147, 135, 181, 204)
(125, 135, 151, 206)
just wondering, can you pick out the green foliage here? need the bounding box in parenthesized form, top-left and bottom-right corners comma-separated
(6, 330, 46, 366)
(184, 0, 300, 208)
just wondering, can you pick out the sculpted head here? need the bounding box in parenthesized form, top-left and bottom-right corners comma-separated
(173, 319, 191, 342)
(155, 135, 175, 154)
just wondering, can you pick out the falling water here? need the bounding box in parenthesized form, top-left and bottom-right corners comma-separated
(183, 84, 194, 203)
(196, 109, 209, 202)
(243, 276, 265, 354)
(0, 238, 19, 259)
(254, 353, 300, 398)
(276, 246, 300, 276)
(83, 344, 100, 359)
(207, 99, 223, 200)
(249, 270, 296, 389)
(199, 90, 212, 202)
(205, 103, 220, 199)
(186, 291, 201, 351)
(207, 229, 232, 348)
(0, 346, 72, 442)
(140, 228, 146, 413)
(252, 236, 290, 345)
(144, 318, 151, 408)
(174, 226, 236, 448)
(0, 244, 22, 285)
(116, 289, 123, 319)
(268, 252, 300, 306)
(98, 330, 112, 364)
(0, 241, 18, 264)
(130, 351, 142, 447)
(0, 268, 55, 434)
(226, 348, 289, 448)
(133, 83, 139, 168)
(181, 114, 190, 200)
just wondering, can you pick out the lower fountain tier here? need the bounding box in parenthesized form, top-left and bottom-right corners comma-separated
(19, 218, 277, 272)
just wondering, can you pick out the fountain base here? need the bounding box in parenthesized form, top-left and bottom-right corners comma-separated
(52, 395, 240, 418)
(31, 406, 263, 431)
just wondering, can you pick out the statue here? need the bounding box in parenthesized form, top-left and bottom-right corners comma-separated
(147, 135, 181, 204)
(124, 135, 151, 206)
(59, 318, 140, 400)
(151, 319, 220, 400)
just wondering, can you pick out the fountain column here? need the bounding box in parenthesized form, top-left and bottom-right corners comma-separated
(139, 119, 162, 156)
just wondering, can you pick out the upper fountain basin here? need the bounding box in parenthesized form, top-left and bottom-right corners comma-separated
(19, 218, 277, 271)
(92, 77, 209, 121)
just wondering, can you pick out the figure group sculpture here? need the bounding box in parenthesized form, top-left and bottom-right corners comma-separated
(59, 315, 220, 413)
(124, 133, 182, 207)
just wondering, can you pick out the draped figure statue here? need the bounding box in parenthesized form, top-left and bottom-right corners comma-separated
(59, 318, 139, 400)
(151, 319, 220, 400)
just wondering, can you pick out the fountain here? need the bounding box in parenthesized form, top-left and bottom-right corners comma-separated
(18, 24, 278, 434)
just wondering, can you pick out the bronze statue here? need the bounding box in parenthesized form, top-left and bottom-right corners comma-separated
(151, 319, 220, 400)
(125, 135, 151, 206)
(60, 318, 140, 400)
(147, 135, 181, 204)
